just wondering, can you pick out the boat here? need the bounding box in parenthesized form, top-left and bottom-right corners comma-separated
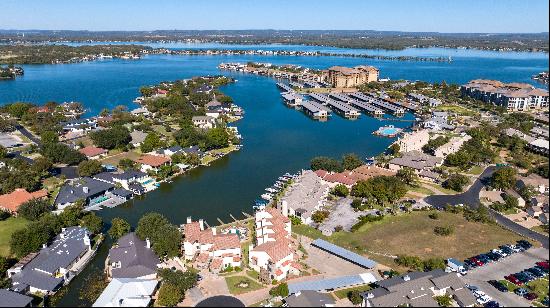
(265, 188, 278, 193)
(261, 193, 273, 201)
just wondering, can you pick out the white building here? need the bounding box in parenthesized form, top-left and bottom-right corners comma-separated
(192, 116, 217, 129)
(434, 134, 472, 158)
(394, 130, 430, 153)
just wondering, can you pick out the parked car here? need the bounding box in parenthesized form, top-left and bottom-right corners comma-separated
(535, 265, 549, 274)
(488, 280, 508, 292)
(517, 240, 532, 249)
(524, 293, 538, 301)
(477, 254, 491, 263)
(477, 295, 492, 305)
(526, 268, 545, 278)
(542, 297, 549, 306)
(505, 275, 522, 285)
(514, 272, 531, 283)
(499, 245, 514, 255)
(492, 248, 507, 257)
(514, 288, 528, 296)
(484, 300, 500, 307)
(466, 284, 479, 291)
(470, 257, 484, 266)
(487, 252, 501, 261)
(473, 290, 486, 298)
(536, 261, 549, 269)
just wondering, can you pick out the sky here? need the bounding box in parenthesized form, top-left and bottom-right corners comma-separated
(1, 0, 548, 33)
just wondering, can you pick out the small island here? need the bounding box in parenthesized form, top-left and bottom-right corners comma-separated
(0, 65, 23, 80)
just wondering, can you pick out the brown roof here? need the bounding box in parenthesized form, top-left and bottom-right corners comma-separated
(253, 239, 293, 262)
(210, 258, 223, 269)
(79, 146, 107, 157)
(135, 154, 171, 167)
(328, 66, 360, 75)
(351, 165, 396, 181)
(0, 188, 48, 212)
(184, 221, 240, 251)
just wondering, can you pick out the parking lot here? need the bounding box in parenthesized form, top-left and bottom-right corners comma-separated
(460, 247, 548, 307)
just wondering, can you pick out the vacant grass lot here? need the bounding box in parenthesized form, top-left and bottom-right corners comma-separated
(225, 275, 264, 295)
(294, 211, 524, 266)
(0, 217, 30, 256)
(100, 150, 142, 166)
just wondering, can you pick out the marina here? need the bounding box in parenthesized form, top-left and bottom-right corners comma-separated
(349, 92, 405, 115)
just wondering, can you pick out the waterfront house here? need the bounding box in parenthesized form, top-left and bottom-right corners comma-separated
(249, 208, 298, 282)
(181, 145, 205, 158)
(192, 115, 217, 129)
(93, 170, 151, 195)
(156, 145, 184, 157)
(0, 289, 34, 307)
(134, 155, 171, 173)
(78, 146, 108, 160)
(92, 278, 158, 307)
(360, 269, 476, 307)
(54, 177, 115, 210)
(130, 107, 151, 117)
(0, 188, 48, 215)
(182, 217, 242, 273)
(314, 170, 357, 187)
(9, 227, 92, 295)
(279, 170, 330, 225)
(106, 232, 161, 280)
(394, 130, 430, 153)
(194, 84, 213, 94)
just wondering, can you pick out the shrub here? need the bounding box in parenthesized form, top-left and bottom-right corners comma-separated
(351, 215, 383, 232)
(269, 283, 289, 297)
(428, 212, 439, 220)
(311, 210, 330, 224)
(433, 225, 454, 236)
(348, 290, 363, 305)
(156, 283, 182, 307)
(17, 198, 50, 221)
(331, 184, 349, 197)
(443, 174, 470, 192)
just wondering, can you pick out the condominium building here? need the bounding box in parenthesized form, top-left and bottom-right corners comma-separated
(394, 130, 430, 153)
(461, 79, 549, 111)
(324, 66, 379, 88)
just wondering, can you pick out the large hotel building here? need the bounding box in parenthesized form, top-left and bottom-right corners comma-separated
(461, 79, 549, 111)
(324, 65, 379, 88)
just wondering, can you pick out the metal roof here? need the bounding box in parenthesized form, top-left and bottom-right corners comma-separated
(288, 273, 377, 294)
(311, 239, 377, 268)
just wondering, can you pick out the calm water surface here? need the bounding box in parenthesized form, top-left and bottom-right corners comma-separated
(0, 45, 547, 306)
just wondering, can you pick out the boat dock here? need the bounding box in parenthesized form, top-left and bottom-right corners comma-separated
(329, 93, 384, 116)
(308, 92, 332, 104)
(281, 92, 303, 107)
(326, 99, 360, 119)
(300, 100, 330, 120)
(276, 82, 294, 93)
(349, 92, 405, 115)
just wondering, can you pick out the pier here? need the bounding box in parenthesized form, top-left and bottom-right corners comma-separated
(276, 82, 294, 93)
(326, 99, 360, 119)
(308, 92, 332, 105)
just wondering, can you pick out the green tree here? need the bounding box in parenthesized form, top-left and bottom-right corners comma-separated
(81, 213, 103, 234)
(118, 158, 136, 171)
(140, 132, 165, 153)
(41, 142, 86, 165)
(311, 210, 330, 224)
(443, 174, 470, 192)
(269, 283, 289, 297)
(396, 167, 419, 186)
(157, 268, 197, 292)
(342, 153, 363, 170)
(108, 217, 131, 240)
(331, 184, 349, 197)
(136, 213, 181, 257)
(491, 167, 517, 190)
(0, 146, 7, 159)
(90, 126, 131, 150)
(348, 290, 363, 305)
(78, 160, 104, 177)
(310, 156, 343, 172)
(40, 131, 59, 144)
(351, 176, 408, 207)
(203, 127, 229, 150)
(388, 143, 400, 156)
(156, 283, 183, 307)
(434, 295, 453, 307)
(18, 198, 50, 221)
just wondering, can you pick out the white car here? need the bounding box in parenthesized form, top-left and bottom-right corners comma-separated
(473, 290, 486, 298)
(492, 248, 507, 257)
(477, 295, 492, 305)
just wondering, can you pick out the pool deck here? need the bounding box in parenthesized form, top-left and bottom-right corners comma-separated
(372, 126, 403, 137)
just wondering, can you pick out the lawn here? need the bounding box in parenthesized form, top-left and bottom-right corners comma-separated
(225, 275, 264, 295)
(333, 285, 372, 299)
(527, 279, 550, 300)
(435, 104, 478, 117)
(0, 217, 30, 256)
(466, 165, 485, 175)
(99, 150, 142, 166)
(423, 182, 461, 195)
(408, 185, 435, 196)
(294, 211, 525, 266)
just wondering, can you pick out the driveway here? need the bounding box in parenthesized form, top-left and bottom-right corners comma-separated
(424, 166, 549, 249)
(459, 247, 548, 307)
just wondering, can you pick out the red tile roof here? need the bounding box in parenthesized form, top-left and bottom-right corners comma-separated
(253, 239, 293, 263)
(79, 146, 107, 158)
(0, 189, 48, 213)
(135, 154, 171, 167)
(210, 258, 222, 269)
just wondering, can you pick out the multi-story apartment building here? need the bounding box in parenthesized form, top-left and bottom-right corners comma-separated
(461, 79, 549, 111)
(324, 65, 379, 88)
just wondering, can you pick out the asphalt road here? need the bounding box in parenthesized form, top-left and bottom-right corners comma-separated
(424, 166, 549, 249)
(15, 124, 42, 146)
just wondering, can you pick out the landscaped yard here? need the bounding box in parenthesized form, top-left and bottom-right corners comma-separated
(224, 275, 264, 295)
(333, 285, 372, 299)
(0, 217, 30, 256)
(294, 211, 525, 268)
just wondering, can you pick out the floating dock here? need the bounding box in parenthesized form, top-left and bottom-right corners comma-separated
(308, 92, 332, 105)
(329, 93, 384, 116)
(281, 92, 304, 107)
(276, 82, 294, 93)
(300, 100, 330, 120)
(326, 99, 360, 119)
(349, 92, 405, 115)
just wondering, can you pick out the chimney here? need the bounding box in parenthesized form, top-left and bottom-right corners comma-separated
(212, 227, 217, 236)
(70, 189, 74, 194)
(83, 186, 89, 194)
(42, 243, 47, 249)
(146, 238, 151, 249)
(199, 219, 204, 230)
(403, 275, 411, 281)
(282, 201, 288, 217)
(186, 216, 192, 224)
(83, 233, 91, 250)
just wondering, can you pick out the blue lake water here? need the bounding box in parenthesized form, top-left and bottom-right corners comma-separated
(0, 44, 547, 306)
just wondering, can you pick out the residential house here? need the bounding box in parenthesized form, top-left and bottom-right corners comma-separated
(279, 170, 330, 225)
(9, 227, 92, 295)
(92, 278, 158, 307)
(527, 139, 549, 155)
(0, 289, 34, 307)
(361, 270, 476, 307)
(284, 290, 336, 307)
(394, 130, 430, 153)
(424, 112, 455, 130)
(434, 135, 472, 158)
(192, 116, 217, 129)
(516, 173, 549, 195)
(249, 208, 298, 282)
(60, 118, 97, 134)
(182, 218, 242, 273)
(314, 170, 357, 187)
(54, 177, 115, 210)
(134, 155, 171, 173)
(93, 170, 151, 195)
(388, 151, 443, 175)
(0, 188, 48, 214)
(106, 233, 160, 280)
(78, 146, 108, 160)
(156, 145, 183, 157)
(130, 107, 151, 117)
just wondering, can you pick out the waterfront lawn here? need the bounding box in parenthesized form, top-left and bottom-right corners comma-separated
(294, 211, 524, 266)
(0, 217, 30, 256)
(225, 275, 264, 295)
(333, 285, 372, 299)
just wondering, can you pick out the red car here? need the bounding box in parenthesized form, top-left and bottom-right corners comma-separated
(536, 261, 549, 269)
(470, 257, 484, 266)
(524, 293, 538, 301)
(505, 275, 522, 285)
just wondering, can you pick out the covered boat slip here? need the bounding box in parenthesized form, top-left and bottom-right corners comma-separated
(300, 100, 329, 120)
(349, 92, 405, 115)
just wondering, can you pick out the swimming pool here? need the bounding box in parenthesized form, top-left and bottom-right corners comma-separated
(374, 125, 403, 137)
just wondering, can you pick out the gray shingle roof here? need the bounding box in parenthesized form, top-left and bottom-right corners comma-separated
(55, 177, 114, 205)
(284, 290, 336, 307)
(0, 289, 34, 307)
(109, 233, 160, 279)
